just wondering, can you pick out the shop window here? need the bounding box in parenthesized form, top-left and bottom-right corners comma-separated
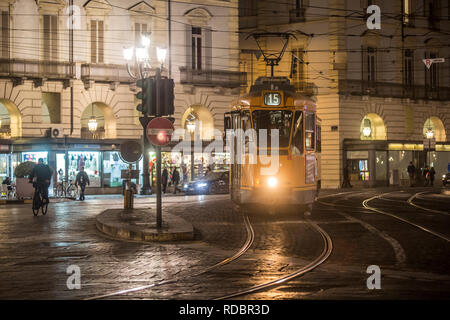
(376, 151, 387, 180)
(0, 154, 8, 181)
(305, 112, 315, 150)
(348, 159, 370, 181)
(42, 92, 61, 124)
(22, 151, 48, 163)
(103, 151, 131, 187)
(68, 152, 100, 187)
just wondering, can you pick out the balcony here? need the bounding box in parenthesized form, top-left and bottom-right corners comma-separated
(81, 63, 134, 88)
(0, 58, 74, 86)
(339, 79, 450, 101)
(179, 67, 247, 88)
(289, 8, 306, 23)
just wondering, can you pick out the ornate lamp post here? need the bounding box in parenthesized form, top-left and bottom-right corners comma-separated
(88, 103, 98, 139)
(123, 34, 153, 195)
(426, 127, 434, 167)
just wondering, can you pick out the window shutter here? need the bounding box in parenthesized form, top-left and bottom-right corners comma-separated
(1, 11, 9, 59)
(98, 20, 104, 63)
(43, 15, 50, 60)
(91, 20, 97, 62)
(135, 22, 140, 47)
(204, 27, 212, 71)
(185, 24, 192, 68)
(51, 15, 58, 60)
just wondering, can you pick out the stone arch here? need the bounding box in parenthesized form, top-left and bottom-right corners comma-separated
(360, 113, 386, 140)
(423, 116, 446, 142)
(181, 104, 214, 140)
(80, 102, 116, 139)
(0, 99, 22, 138)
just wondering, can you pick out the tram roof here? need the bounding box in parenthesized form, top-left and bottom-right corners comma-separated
(232, 77, 316, 111)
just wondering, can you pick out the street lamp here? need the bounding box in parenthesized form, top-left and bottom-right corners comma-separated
(362, 118, 372, 138)
(88, 116, 98, 132)
(426, 128, 434, 139)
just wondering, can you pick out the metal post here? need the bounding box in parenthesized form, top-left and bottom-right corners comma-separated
(141, 116, 151, 195)
(191, 149, 195, 181)
(156, 67, 162, 228)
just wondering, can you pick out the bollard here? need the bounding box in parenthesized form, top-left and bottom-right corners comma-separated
(124, 181, 134, 209)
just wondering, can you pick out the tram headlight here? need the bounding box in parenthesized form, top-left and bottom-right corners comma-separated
(267, 177, 278, 188)
(196, 182, 208, 189)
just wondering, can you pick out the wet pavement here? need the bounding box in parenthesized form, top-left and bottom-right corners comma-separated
(0, 188, 449, 299)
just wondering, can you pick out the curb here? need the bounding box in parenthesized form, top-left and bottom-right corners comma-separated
(95, 209, 195, 242)
(0, 199, 33, 205)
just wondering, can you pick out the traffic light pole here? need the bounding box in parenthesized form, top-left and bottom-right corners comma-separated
(141, 116, 151, 195)
(156, 67, 162, 229)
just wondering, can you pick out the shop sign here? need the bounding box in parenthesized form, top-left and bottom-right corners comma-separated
(347, 151, 369, 159)
(0, 145, 9, 151)
(74, 144, 100, 149)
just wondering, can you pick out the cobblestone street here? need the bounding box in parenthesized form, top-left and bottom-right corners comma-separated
(0, 189, 449, 300)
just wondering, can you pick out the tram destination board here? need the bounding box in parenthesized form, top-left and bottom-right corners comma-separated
(264, 92, 281, 106)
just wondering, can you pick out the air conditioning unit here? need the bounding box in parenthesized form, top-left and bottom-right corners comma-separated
(51, 126, 65, 138)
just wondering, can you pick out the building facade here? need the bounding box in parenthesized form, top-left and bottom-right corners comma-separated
(0, 0, 242, 193)
(239, 0, 450, 188)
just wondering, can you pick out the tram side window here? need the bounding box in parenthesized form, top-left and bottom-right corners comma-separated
(292, 111, 303, 155)
(305, 112, 315, 150)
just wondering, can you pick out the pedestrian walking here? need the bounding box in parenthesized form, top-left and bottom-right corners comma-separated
(423, 165, 430, 186)
(341, 165, 352, 188)
(162, 168, 168, 194)
(429, 167, 436, 186)
(172, 167, 180, 194)
(75, 166, 90, 201)
(407, 161, 415, 187)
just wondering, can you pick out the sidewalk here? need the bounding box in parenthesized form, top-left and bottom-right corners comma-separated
(96, 207, 195, 242)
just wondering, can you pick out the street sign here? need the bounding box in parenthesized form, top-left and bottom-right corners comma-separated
(120, 140, 143, 163)
(423, 138, 436, 150)
(423, 58, 445, 69)
(146, 117, 174, 146)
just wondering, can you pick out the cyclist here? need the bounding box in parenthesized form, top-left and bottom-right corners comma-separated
(29, 158, 53, 204)
(75, 166, 90, 201)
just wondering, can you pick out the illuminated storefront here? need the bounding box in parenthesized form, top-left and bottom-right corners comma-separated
(344, 139, 450, 187)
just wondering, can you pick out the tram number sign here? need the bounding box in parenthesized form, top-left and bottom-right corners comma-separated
(264, 92, 281, 106)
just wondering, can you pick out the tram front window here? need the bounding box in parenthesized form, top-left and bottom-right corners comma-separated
(252, 110, 293, 147)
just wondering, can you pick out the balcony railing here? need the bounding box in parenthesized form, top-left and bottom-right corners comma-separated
(81, 63, 134, 84)
(339, 79, 450, 101)
(0, 58, 74, 80)
(179, 67, 247, 88)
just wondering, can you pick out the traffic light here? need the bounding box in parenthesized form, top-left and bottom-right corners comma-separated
(135, 78, 154, 115)
(160, 78, 175, 116)
(290, 53, 297, 79)
(135, 77, 174, 116)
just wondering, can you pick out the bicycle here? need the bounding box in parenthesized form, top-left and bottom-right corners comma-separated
(32, 182, 48, 216)
(54, 180, 66, 198)
(66, 180, 78, 199)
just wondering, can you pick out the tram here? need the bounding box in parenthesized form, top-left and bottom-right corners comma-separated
(225, 77, 321, 208)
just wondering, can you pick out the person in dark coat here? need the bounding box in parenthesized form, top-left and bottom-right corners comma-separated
(162, 168, 168, 194)
(423, 165, 430, 186)
(429, 167, 436, 186)
(29, 158, 52, 204)
(75, 166, 90, 201)
(2, 177, 12, 191)
(341, 165, 352, 188)
(407, 161, 415, 187)
(172, 168, 180, 194)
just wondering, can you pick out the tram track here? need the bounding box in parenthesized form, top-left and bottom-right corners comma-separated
(213, 212, 333, 300)
(84, 212, 255, 300)
(406, 191, 450, 216)
(363, 193, 450, 243)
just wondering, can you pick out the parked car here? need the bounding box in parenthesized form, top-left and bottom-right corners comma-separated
(442, 173, 450, 186)
(183, 171, 229, 195)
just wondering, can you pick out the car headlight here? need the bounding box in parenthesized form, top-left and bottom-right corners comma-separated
(443, 175, 446, 178)
(196, 182, 208, 188)
(267, 177, 278, 188)
(183, 184, 188, 189)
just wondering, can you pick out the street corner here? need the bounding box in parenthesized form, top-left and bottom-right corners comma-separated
(95, 208, 195, 242)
